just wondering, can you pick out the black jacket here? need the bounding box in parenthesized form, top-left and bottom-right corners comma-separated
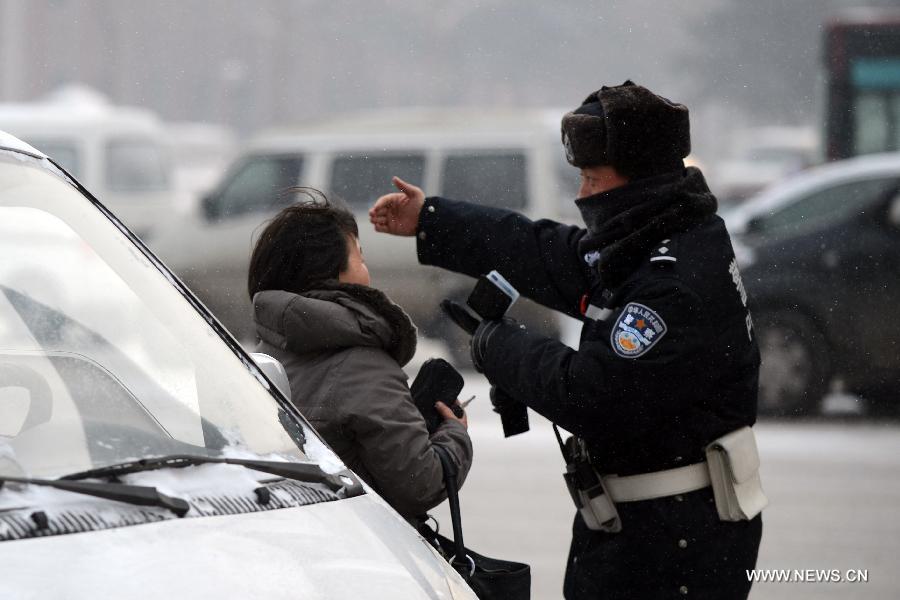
(416, 168, 759, 476)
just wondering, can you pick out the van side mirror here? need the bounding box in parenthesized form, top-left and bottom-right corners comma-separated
(201, 193, 221, 221)
(250, 353, 291, 398)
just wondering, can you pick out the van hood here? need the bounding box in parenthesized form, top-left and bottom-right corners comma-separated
(0, 495, 474, 599)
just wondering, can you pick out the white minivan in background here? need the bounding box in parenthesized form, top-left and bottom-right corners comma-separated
(152, 108, 581, 352)
(0, 85, 176, 240)
(0, 130, 477, 599)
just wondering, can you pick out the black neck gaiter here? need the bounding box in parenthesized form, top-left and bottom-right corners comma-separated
(575, 167, 718, 288)
(576, 170, 684, 239)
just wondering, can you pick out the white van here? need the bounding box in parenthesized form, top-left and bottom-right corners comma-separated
(165, 120, 237, 205)
(153, 108, 579, 350)
(0, 86, 175, 240)
(0, 131, 477, 598)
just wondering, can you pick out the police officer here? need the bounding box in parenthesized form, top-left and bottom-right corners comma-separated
(370, 81, 763, 599)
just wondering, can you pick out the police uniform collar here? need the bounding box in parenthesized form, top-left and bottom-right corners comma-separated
(577, 167, 717, 288)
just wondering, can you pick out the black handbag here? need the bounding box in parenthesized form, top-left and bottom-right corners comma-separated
(427, 446, 531, 600)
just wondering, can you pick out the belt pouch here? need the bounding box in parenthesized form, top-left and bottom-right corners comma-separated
(564, 464, 621, 533)
(704, 426, 768, 521)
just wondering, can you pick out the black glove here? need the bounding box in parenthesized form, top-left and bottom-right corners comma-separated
(489, 385, 516, 415)
(489, 386, 530, 437)
(470, 319, 499, 372)
(441, 299, 525, 372)
(471, 317, 526, 372)
(440, 299, 480, 335)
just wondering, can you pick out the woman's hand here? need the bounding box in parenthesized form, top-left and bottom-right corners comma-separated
(369, 176, 425, 236)
(435, 401, 467, 429)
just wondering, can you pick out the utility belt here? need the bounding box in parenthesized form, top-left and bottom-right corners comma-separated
(555, 426, 767, 533)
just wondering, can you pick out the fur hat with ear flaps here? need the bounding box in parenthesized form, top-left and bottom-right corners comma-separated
(561, 80, 691, 179)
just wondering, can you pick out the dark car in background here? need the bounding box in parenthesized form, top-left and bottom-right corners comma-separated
(729, 153, 900, 416)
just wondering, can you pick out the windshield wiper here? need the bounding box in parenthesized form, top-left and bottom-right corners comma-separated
(0, 476, 190, 517)
(60, 454, 364, 498)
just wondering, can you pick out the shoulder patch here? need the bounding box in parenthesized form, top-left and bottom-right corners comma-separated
(610, 302, 668, 358)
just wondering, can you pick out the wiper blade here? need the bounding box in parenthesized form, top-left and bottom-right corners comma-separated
(61, 454, 364, 498)
(0, 476, 190, 517)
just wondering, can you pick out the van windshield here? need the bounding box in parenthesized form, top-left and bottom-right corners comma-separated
(0, 151, 311, 480)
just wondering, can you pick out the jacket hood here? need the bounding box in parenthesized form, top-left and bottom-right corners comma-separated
(253, 282, 418, 366)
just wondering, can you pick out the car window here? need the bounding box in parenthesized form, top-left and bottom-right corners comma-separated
(753, 176, 898, 237)
(24, 139, 81, 178)
(216, 155, 303, 219)
(105, 138, 170, 191)
(329, 153, 425, 209)
(441, 152, 528, 210)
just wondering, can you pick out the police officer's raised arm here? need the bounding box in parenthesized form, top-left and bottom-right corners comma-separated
(370, 177, 591, 318)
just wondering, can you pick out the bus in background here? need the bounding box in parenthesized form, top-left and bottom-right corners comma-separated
(824, 9, 900, 161)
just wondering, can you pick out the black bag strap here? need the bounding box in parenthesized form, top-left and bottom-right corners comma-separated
(553, 424, 571, 462)
(434, 444, 469, 571)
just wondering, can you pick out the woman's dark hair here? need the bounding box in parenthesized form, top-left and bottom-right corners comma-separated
(248, 188, 359, 298)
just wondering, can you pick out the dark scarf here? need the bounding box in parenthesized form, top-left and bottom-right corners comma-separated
(302, 280, 418, 365)
(576, 167, 717, 288)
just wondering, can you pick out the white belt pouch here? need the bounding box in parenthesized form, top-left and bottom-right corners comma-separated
(704, 426, 768, 521)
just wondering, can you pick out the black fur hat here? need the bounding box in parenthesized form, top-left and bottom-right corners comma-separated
(561, 80, 691, 179)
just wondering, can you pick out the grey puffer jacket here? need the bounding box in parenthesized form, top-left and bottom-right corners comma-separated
(253, 282, 472, 519)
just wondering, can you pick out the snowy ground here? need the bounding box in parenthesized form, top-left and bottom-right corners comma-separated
(425, 371, 900, 600)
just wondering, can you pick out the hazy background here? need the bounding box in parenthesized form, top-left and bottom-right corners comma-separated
(3, 2, 899, 599)
(2, 0, 896, 162)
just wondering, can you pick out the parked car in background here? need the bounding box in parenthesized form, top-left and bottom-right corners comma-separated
(714, 126, 818, 206)
(730, 152, 900, 416)
(164, 121, 237, 210)
(0, 130, 476, 599)
(0, 85, 176, 241)
(151, 108, 580, 352)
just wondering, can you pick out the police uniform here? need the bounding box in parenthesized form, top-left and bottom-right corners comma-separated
(416, 161, 763, 598)
(406, 81, 764, 598)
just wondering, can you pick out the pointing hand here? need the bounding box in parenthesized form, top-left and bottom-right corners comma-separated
(369, 176, 425, 236)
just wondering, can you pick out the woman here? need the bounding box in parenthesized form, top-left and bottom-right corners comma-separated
(248, 189, 472, 520)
